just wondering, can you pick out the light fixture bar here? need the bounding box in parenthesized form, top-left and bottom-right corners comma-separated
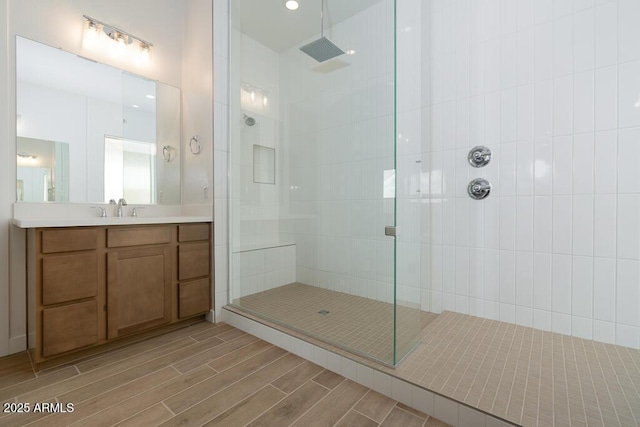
(83, 15, 154, 48)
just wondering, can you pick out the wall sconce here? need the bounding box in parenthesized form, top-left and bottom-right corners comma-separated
(83, 15, 153, 64)
(241, 82, 269, 110)
(17, 153, 38, 166)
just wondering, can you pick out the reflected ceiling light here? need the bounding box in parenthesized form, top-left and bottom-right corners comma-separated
(132, 104, 140, 109)
(346, 49, 356, 55)
(146, 94, 156, 99)
(285, 1, 299, 10)
(83, 15, 153, 62)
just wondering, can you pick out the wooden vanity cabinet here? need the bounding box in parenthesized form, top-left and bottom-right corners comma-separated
(28, 223, 212, 366)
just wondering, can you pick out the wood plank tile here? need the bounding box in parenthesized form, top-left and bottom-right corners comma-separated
(18, 337, 197, 403)
(312, 369, 345, 390)
(76, 365, 216, 427)
(354, 390, 397, 423)
(0, 353, 31, 378)
(208, 340, 272, 372)
(291, 380, 369, 427)
(172, 333, 259, 373)
(160, 353, 304, 427)
(0, 370, 36, 391)
(30, 366, 179, 427)
(381, 407, 425, 427)
(0, 366, 78, 402)
(271, 361, 324, 394)
(190, 323, 235, 342)
(205, 385, 286, 426)
(247, 381, 328, 427)
(75, 323, 205, 373)
(335, 410, 378, 427)
(115, 403, 173, 427)
(58, 338, 221, 405)
(0, 399, 57, 427)
(164, 345, 288, 414)
(216, 328, 248, 342)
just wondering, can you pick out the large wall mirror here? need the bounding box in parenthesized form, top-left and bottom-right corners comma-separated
(16, 36, 181, 204)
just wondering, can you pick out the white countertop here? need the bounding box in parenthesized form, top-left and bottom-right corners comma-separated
(12, 216, 212, 228)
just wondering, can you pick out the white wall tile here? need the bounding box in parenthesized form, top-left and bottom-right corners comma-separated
(573, 8, 595, 72)
(617, 259, 640, 327)
(572, 256, 594, 318)
(572, 316, 593, 340)
(501, 88, 518, 143)
(572, 195, 594, 257)
(535, 0, 553, 25)
(593, 257, 616, 322)
(411, 386, 434, 417)
(516, 197, 534, 252)
(534, 309, 552, 331)
(534, 79, 553, 138)
(517, 142, 534, 195)
(516, 251, 534, 308)
(499, 198, 516, 250)
(594, 320, 616, 344)
(594, 195, 616, 258)
(618, 0, 640, 63)
(618, 62, 640, 129)
(534, 141, 553, 195)
(500, 251, 516, 304)
(553, 136, 573, 194)
(572, 133, 594, 194)
(595, 66, 617, 131)
(554, 76, 573, 136)
(552, 254, 572, 314)
(500, 143, 517, 196)
(618, 127, 640, 193)
(616, 324, 640, 348)
(517, 84, 534, 141)
(617, 195, 640, 260)
(534, 253, 552, 311)
(553, 16, 573, 77)
(595, 1, 618, 68)
(573, 72, 595, 134)
(553, 312, 572, 335)
(594, 130, 617, 194)
(534, 196, 553, 253)
(553, 196, 573, 254)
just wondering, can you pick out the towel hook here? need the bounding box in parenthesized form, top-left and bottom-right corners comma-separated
(189, 136, 201, 155)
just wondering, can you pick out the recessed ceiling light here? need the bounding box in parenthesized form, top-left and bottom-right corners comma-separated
(132, 104, 139, 109)
(285, 1, 299, 11)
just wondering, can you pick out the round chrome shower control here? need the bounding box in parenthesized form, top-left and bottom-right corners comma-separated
(468, 146, 492, 168)
(468, 178, 491, 200)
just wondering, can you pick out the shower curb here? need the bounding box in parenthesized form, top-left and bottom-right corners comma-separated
(222, 306, 520, 427)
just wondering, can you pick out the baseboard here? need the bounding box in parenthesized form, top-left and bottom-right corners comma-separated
(9, 334, 26, 355)
(205, 309, 215, 324)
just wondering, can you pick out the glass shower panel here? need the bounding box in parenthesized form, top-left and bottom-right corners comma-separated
(230, 0, 419, 366)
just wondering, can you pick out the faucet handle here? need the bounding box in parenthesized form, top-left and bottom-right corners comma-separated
(91, 207, 107, 217)
(118, 198, 127, 206)
(131, 207, 145, 217)
(109, 199, 117, 204)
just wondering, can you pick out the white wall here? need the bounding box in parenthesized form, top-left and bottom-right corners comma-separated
(0, 0, 214, 356)
(423, 0, 640, 349)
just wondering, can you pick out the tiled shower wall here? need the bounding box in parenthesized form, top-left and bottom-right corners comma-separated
(423, 0, 640, 349)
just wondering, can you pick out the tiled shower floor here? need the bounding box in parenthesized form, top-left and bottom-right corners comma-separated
(233, 283, 437, 364)
(229, 284, 640, 427)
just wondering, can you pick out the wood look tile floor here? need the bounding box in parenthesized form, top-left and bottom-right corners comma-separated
(0, 322, 450, 427)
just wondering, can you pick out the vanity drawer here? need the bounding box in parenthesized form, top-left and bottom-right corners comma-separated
(42, 300, 98, 357)
(107, 226, 172, 248)
(42, 253, 98, 305)
(41, 228, 98, 254)
(178, 278, 210, 318)
(178, 242, 210, 280)
(178, 223, 210, 242)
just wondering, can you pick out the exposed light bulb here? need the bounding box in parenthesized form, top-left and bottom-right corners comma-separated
(251, 90, 256, 102)
(83, 20, 100, 49)
(138, 43, 151, 66)
(285, 0, 299, 11)
(263, 96, 268, 107)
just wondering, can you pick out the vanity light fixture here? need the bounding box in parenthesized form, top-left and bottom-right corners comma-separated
(241, 82, 269, 110)
(285, 1, 299, 11)
(83, 15, 154, 61)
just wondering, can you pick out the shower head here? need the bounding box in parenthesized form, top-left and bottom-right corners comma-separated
(300, 0, 345, 63)
(243, 114, 256, 126)
(300, 37, 345, 63)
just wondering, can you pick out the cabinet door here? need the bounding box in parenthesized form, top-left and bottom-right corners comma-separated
(42, 300, 98, 357)
(178, 242, 210, 280)
(179, 278, 210, 318)
(107, 246, 171, 339)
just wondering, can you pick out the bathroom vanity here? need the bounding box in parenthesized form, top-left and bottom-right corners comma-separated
(23, 220, 212, 367)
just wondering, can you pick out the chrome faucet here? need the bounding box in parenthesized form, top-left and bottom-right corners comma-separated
(117, 198, 127, 217)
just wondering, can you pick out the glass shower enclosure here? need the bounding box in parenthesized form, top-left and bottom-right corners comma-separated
(228, 0, 421, 366)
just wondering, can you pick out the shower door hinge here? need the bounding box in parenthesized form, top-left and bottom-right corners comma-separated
(385, 226, 398, 237)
